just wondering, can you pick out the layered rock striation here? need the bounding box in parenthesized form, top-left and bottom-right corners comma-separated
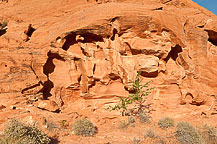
(0, 0, 217, 119)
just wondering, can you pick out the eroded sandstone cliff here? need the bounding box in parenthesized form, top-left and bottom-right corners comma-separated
(0, 0, 217, 143)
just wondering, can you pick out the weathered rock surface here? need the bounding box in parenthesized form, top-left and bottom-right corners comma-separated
(0, 0, 217, 143)
(0, 105, 6, 110)
(37, 100, 59, 112)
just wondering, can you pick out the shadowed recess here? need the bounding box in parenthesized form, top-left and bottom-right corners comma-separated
(43, 52, 65, 76)
(205, 30, 217, 46)
(42, 80, 54, 99)
(62, 32, 104, 51)
(80, 32, 104, 43)
(0, 29, 7, 36)
(164, 44, 183, 62)
(111, 28, 118, 41)
(27, 26, 36, 37)
(62, 33, 77, 51)
(42, 52, 65, 99)
(140, 71, 158, 78)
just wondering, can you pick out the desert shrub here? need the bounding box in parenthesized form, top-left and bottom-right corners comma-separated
(72, 119, 97, 136)
(158, 139, 166, 144)
(59, 120, 68, 129)
(158, 117, 174, 130)
(119, 120, 129, 129)
(0, 119, 50, 144)
(0, 136, 24, 144)
(139, 112, 150, 123)
(133, 137, 142, 144)
(144, 129, 155, 138)
(200, 124, 217, 144)
(176, 122, 202, 144)
(128, 116, 135, 123)
(109, 71, 154, 115)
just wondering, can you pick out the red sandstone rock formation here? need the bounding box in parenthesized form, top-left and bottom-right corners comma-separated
(0, 0, 217, 143)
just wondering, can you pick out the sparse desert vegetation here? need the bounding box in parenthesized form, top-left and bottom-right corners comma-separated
(72, 118, 97, 136)
(0, 113, 215, 144)
(175, 122, 202, 144)
(144, 129, 156, 138)
(138, 112, 151, 124)
(158, 117, 174, 130)
(0, 119, 50, 144)
(119, 120, 129, 129)
(200, 124, 217, 144)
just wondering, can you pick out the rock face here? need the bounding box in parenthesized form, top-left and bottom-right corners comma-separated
(0, 0, 217, 141)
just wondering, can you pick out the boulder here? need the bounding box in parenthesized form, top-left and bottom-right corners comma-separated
(37, 100, 59, 112)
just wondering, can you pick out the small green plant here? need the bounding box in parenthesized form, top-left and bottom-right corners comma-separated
(0, 20, 7, 30)
(158, 117, 174, 130)
(175, 122, 202, 144)
(200, 124, 217, 144)
(0, 119, 50, 144)
(109, 71, 154, 115)
(139, 112, 150, 123)
(72, 118, 97, 136)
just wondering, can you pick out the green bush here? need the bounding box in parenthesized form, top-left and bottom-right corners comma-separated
(176, 122, 202, 144)
(0, 119, 50, 144)
(158, 117, 174, 130)
(72, 119, 97, 136)
(201, 124, 217, 144)
(109, 71, 154, 115)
